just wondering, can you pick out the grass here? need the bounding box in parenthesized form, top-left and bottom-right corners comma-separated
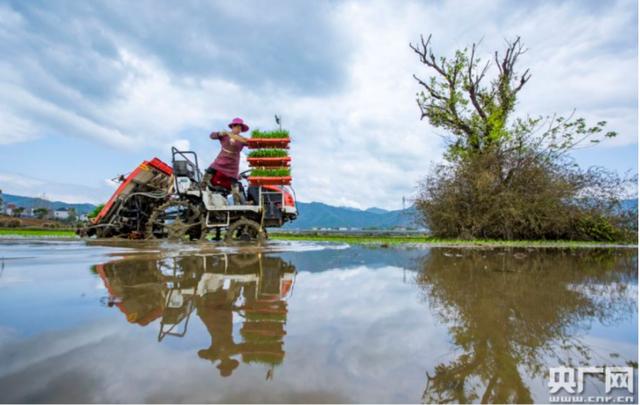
(250, 168, 291, 177)
(250, 129, 290, 139)
(1, 228, 633, 247)
(0, 228, 77, 238)
(247, 149, 289, 158)
(269, 232, 636, 247)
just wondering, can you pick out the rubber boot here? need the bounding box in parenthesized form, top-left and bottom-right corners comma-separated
(231, 184, 245, 205)
(200, 172, 212, 190)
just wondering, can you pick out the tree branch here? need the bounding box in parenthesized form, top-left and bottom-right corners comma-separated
(467, 42, 489, 122)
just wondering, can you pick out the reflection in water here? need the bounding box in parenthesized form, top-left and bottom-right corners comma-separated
(78, 245, 637, 403)
(416, 249, 637, 404)
(93, 253, 296, 379)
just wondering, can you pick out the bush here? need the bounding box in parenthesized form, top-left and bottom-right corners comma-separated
(573, 214, 619, 242)
(88, 204, 104, 219)
(417, 149, 636, 242)
(0, 218, 23, 228)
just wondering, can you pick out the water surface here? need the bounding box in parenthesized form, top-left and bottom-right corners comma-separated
(0, 240, 636, 403)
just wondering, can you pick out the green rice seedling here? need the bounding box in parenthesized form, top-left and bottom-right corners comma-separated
(250, 167, 291, 177)
(248, 149, 289, 158)
(250, 129, 290, 139)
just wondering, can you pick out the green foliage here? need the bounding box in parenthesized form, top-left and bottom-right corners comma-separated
(250, 168, 291, 177)
(411, 35, 633, 242)
(411, 36, 618, 161)
(416, 148, 637, 242)
(248, 149, 289, 158)
(250, 129, 290, 139)
(33, 207, 49, 219)
(573, 214, 621, 242)
(88, 204, 105, 219)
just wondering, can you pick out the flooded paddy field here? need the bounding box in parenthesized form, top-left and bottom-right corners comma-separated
(0, 240, 637, 403)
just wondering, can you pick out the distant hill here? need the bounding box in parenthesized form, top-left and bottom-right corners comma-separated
(2, 193, 634, 230)
(365, 207, 389, 214)
(1, 193, 96, 215)
(282, 201, 420, 230)
(0, 193, 419, 229)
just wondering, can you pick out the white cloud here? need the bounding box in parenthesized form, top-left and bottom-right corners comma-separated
(0, 81, 136, 149)
(166, 138, 191, 153)
(0, 172, 109, 204)
(0, 173, 45, 189)
(0, 106, 39, 145)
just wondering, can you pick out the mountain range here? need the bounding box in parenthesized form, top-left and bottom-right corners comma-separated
(2, 193, 635, 231)
(282, 202, 419, 229)
(2, 193, 96, 215)
(1, 193, 419, 229)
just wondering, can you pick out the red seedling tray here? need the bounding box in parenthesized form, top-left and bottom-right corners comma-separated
(247, 138, 290, 149)
(248, 176, 292, 186)
(247, 156, 291, 167)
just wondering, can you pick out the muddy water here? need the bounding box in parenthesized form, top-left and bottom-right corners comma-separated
(0, 240, 636, 403)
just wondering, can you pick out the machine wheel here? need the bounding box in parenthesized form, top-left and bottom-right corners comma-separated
(146, 200, 203, 240)
(225, 218, 266, 243)
(95, 226, 116, 239)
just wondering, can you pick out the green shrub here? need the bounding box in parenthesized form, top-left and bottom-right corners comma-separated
(417, 150, 636, 242)
(248, 149, 289, 158)
(88, 204, 104, 219)
(573, 214, 620, 242)
(250, 168, 291, 177)
(250, 129, 290, 139)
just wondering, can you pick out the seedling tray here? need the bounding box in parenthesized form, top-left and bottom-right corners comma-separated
(247, 138, 290, 149)
(248, 176, 292, 186)
(247, 156, 291, 167)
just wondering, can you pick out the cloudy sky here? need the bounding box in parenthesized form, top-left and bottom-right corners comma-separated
(0, 0, 637, 209)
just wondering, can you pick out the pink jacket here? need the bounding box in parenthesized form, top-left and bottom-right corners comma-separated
(208, 131, 246, 178)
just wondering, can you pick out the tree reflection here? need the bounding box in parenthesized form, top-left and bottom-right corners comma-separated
(93, 252, 296, 380)
(416, 248, 637, 404)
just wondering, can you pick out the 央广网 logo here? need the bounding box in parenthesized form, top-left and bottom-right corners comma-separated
(548, 366, 635, 403)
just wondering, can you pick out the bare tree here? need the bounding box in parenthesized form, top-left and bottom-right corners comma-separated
(411, 35, 531, 155)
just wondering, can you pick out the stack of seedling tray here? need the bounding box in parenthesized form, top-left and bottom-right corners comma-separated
(247, 129, 292, 186)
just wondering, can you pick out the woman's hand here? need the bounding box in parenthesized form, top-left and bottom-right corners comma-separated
(210, 130, 229, 140)
(230, 133, 248, 144)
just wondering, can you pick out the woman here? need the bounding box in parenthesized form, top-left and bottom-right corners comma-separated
(201, 117, 250, 204)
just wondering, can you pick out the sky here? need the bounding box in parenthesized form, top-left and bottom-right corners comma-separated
(0, 0, 637, 209)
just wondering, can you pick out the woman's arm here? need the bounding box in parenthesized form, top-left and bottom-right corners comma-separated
(230, 133, 249, 144)
(209, 130, 230, 140)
